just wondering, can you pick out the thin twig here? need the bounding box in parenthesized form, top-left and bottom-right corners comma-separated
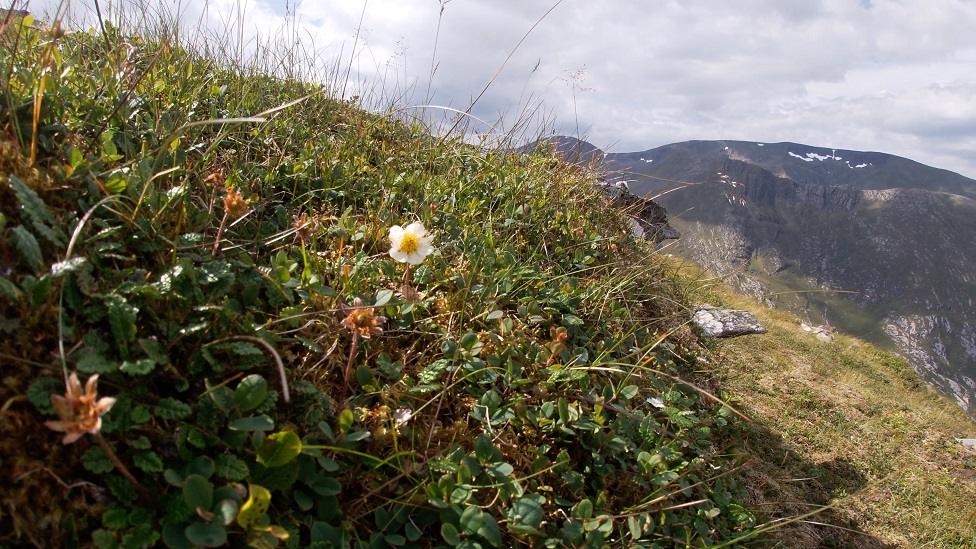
(94, 432, 150, 501)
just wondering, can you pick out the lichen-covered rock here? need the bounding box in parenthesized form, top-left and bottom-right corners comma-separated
(692, 305, 766, 338)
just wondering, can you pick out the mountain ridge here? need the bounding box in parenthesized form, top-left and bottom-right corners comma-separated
(541, 135, 976, 415)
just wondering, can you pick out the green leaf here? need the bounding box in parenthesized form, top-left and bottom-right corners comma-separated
(182, 474, 213, 511)
(460, 507, 502, 547)
(27, 377, 62, 414)
(92, 529, 118, 549)
(338, 409, 354, 432)
(557, 398, 570, 424)
(441, 523, 461, 546)
(120, 358, 156, 376)
(486, 310, 504, 320)
(82, 446, 115, 473)
(374, 288, 394, 307)
(306, 476, 341, 496)
(256, 431, 302, 468)
(620, 385, 639, 400)
(572, 499, 593, 519)
(76, 348, 117, 374)
(130, 405, 151, 424)
(50, 257, 87, 278)
(215, 454, 249, 481)
(234, 374, 268, 412)
(183, 522, 226, 547)
(508, 495, 545, 534)
(161, 522, 192, 549)
(237, 484, 271, 529)
(102, 508, 129, 530)
(155, 398, 192, 420)
(133, 451, 164, 473)
(229, 415, 274, 431)
(186, 456, 215, 478)
(106, 294, 139, 346)
(11, 225, 43, 271)
(460, 332, 479, 349)
(9, 175, 64, 246)
(0, 276, 22, 301)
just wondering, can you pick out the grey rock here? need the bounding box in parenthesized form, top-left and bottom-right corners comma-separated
(597, 179, 679, 243)
(692, 305, 767, 338)
(801, 322, 835, 342)
(957, 438, 976, 449)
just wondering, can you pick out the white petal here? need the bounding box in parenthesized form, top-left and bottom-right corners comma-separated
(390, 248, 410, 263)
(404, 221, 426, 236)
(404, 251, 425, 265)
(389, 225, 404, 243)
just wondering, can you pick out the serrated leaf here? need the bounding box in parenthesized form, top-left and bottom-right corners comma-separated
(256, 431, 302, 468)
(27, 377, 62, 414)
(82, 446, 115, 474)
(50, 256, 88, 277)
(9, 175, 64, 247)
(215, 454, 249, 481)
(76, 348, 117, 374)
(417, 359, 450, 385)
(133, 451, 164, 473)
(155, 398, 192, 420)
(102, 508, 129, 530)
(120, 358, 156, 375)
(234, 374, 268, 412)
(106, 294, 139, 346)
(11, 225, 43, 271)
(92, 529, 117, 549)
(237, 484, 271, 529)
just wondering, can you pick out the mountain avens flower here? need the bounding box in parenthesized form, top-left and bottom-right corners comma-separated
(45, 372, 116, 445)
(388, 221, 434, 265)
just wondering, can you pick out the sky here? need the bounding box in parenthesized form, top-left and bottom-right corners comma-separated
(28, 0, 976, 178)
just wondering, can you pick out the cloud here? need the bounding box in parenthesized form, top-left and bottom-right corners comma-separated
(25, 0, 976, 177)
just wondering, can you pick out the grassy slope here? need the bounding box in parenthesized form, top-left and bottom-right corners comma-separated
(0, 15, 756, 548)
(2, 11, 973, 549)
(680, 264, 976, 547)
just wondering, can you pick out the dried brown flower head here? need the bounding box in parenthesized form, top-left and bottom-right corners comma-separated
(341, 297, 386, 339)
(45, 372, 116, 445)
(223, 186, 248, 219)
(292, 212, 320, 243)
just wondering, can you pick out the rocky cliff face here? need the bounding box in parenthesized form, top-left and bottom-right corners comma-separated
(545, 137, 976, 415)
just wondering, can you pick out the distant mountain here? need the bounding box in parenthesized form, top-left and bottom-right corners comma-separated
(543, 137, 976, 414)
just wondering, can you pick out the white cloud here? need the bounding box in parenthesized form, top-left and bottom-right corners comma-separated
(25, 0, 976, 177)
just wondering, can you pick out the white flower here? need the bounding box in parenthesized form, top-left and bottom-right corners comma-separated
(388, 221, 434, 265)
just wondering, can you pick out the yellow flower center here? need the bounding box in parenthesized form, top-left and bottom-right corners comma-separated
(399, 233, 420, 254)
